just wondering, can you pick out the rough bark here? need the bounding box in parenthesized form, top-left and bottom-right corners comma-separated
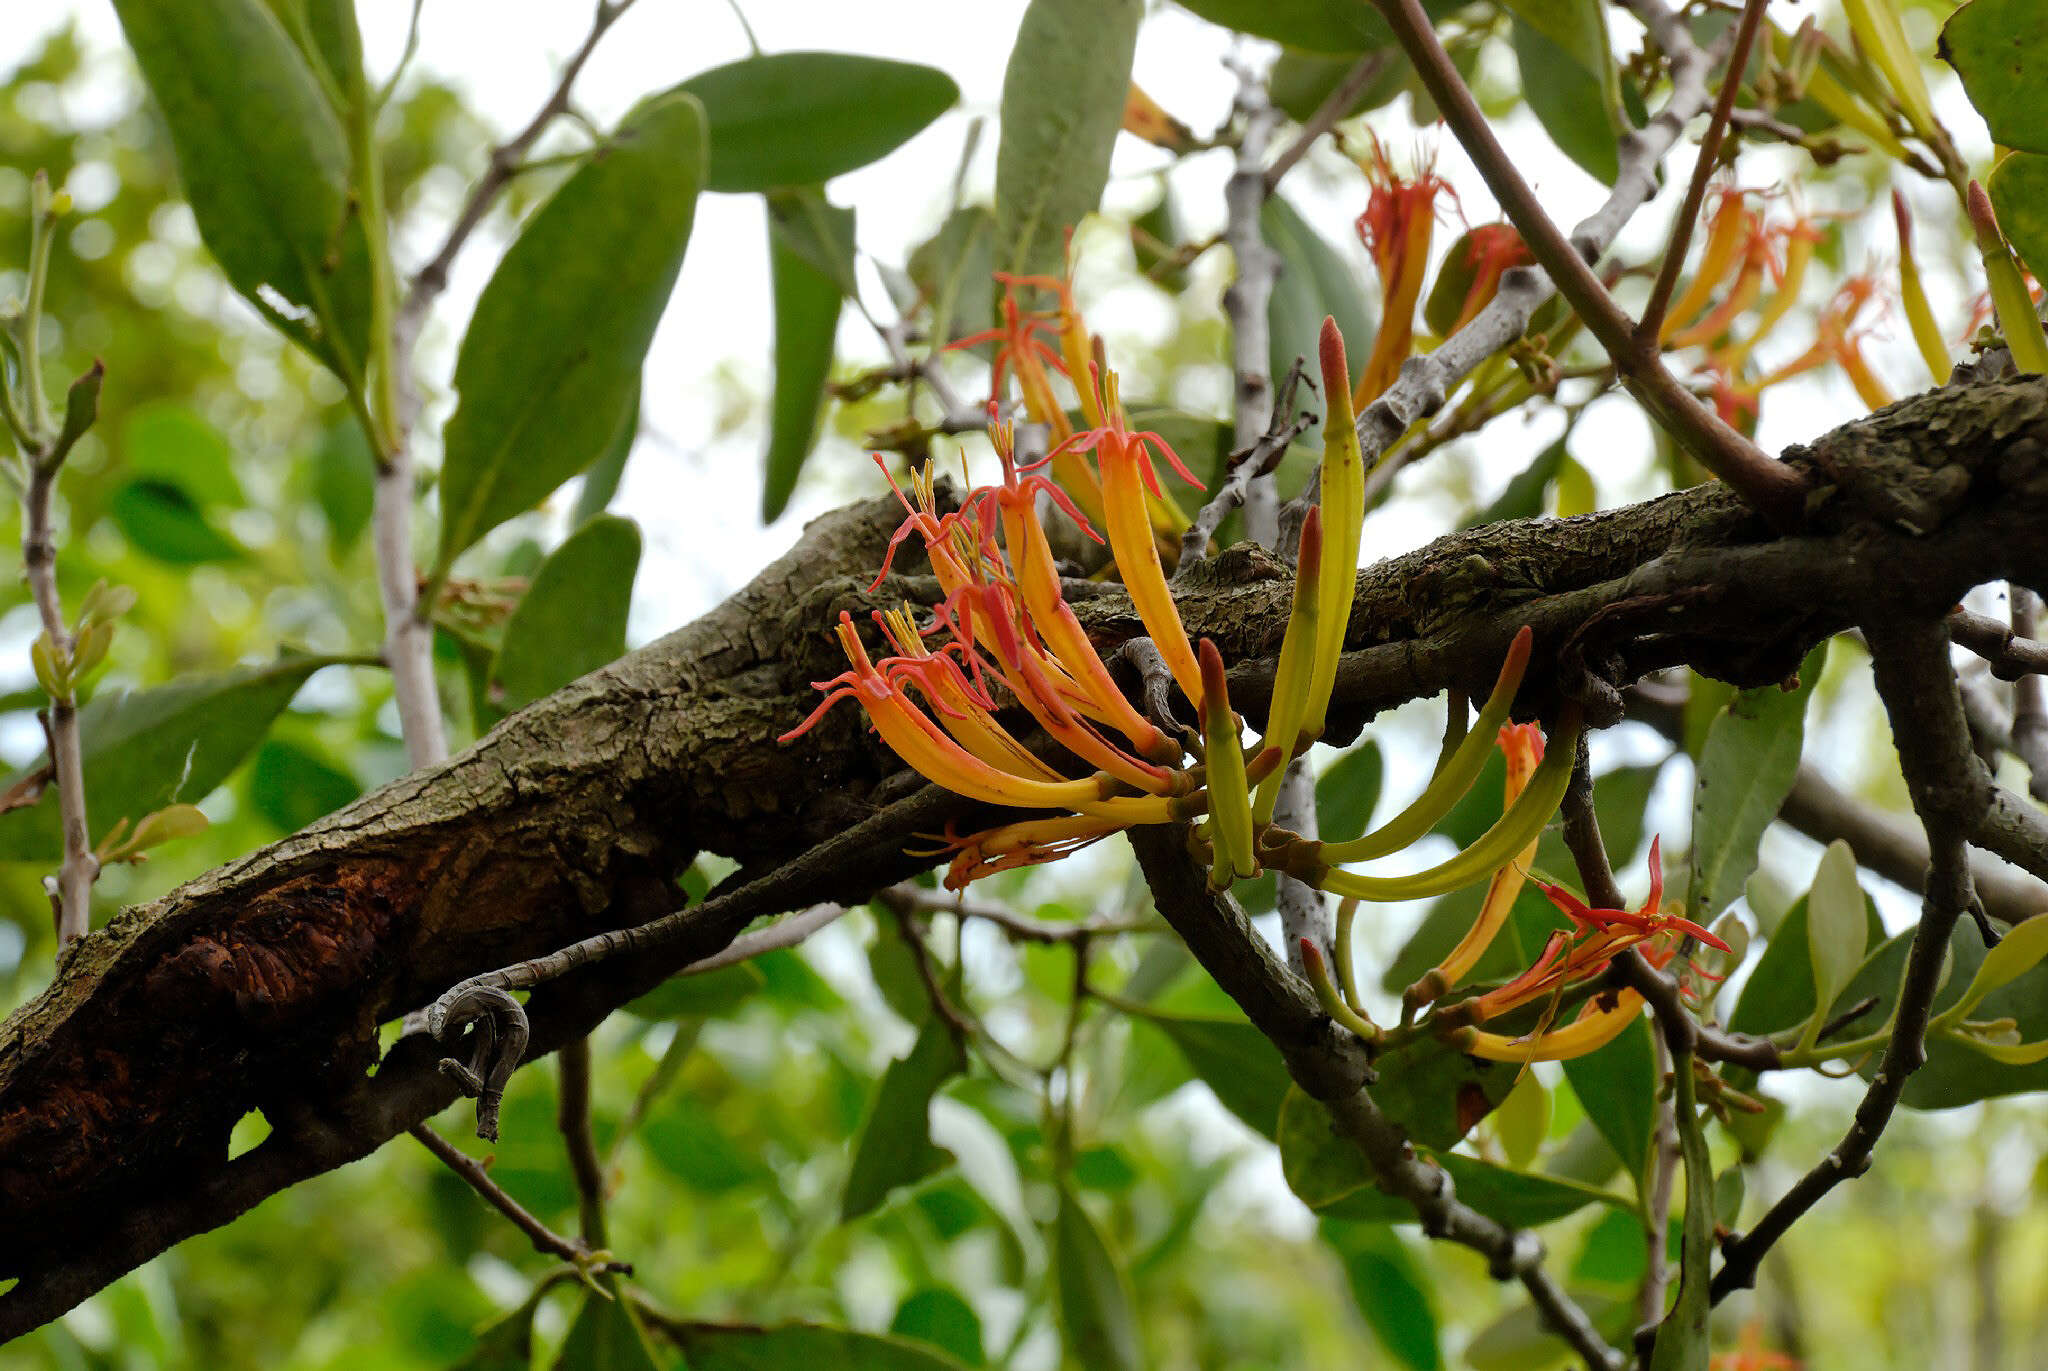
(3, 376, 2048, 1332)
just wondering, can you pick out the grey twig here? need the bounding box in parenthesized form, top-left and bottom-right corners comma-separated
(1177, 359, 1315, 573)
(1712, 618, 1979, 1303)
(1220, 56, 1285, 548)
(2006, 590, 2048, 801)
(1263, 51, 1390, 194)
(400, 0, 641, 331)
(1273, 759, 1328, 973)
(408, 1122, 624, 1272)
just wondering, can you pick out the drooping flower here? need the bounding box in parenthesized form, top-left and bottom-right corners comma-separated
(1353, 133, 1453, 409)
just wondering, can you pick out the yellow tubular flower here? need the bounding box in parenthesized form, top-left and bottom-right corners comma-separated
(1251, 507, 1323, 824)
(1424, 722, 1546, 993)
(1457, 993, 1645, 1062)
(1094, 422, 1205, 707)
(879, 608, 1065, 783)
(1892, 191, 1951, 385)
(1303, 317, 1366, 743)
(1661, 189, 1756, 344)
(1319, 627, 1533, 863)
(1198, 639, 1258, 887)
(1303, 710, 1578, 902)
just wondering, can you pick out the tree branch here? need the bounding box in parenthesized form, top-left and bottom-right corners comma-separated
(1711, 618, 1979, 1302)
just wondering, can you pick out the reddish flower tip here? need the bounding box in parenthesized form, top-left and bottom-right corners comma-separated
(1890, 188, 1914, 251)
(1296, 505, 1323, 574)
(1967, 180, 2000, 239)
(1318, 316, 1350, 399)
(1197, 637, 1229, 710)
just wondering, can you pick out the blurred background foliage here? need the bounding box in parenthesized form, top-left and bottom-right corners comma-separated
(4, 4, 2048, 1370)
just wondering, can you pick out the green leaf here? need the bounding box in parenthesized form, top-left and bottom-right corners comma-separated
(1464, 440, 1566, 528)
(909, 207, 997, 346)
(313, 420, 376, 554)
(993, 0, 1141, 278)
(1317, 741, 1383, 846)
(247, 738, 360, 833)
(675, 53, 957, 193)
(1171, 0, 1400, 53)
(447, 1284, 547, 1371)
(640, 1095, 772, 1193)
(1689, 643, 1825, 924)
(1803, 839, 1869, 1034)
(1492, 1071, 1551, 1172)
(1941, 0, 2048, 155)
(121, 402, 245, 508)
(490, 515, 641, 715)
(436, 92, 705, 572)
(842, 1017, 968, 1220)
(1845, 920, 2048, 1108)
(1270, 50, 1406, 123)
(1561, 1012, 1656, 1185)
(1987, 152, 2048, 286)
(0, 656, 338, 861)
(1431, 1153, 1626, 1229)
(1261, 193, 1373, 428)
(1953, 912, 2048, 1013)
(108, 479, 247, 564)
(1053, 1180, 1143, 1371)
(110, 0, 371, 377)
(552, 1279, 663, 1371)
(1129, 1008, 1293, 1138)
(1512, 19, 1620, 185)
(674, 1321, 976, 1370)
(761, 208, 843, 523)
(768, 187, 859, 298)
(1322, 1220, 1442, 1371)
(1502, 0, 1616, 96)
(1370, 1025, 1522, 1149)
(571, 380, 639, 528)
(890, 1288, 985, 1367)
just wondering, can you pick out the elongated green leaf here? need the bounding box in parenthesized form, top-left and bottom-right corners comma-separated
(768, 188, 859, 298)
(314, 419, 376, 554)
(909, 207, 997, 346)
(1129, 1008, 1292, 1138)
(1955, 912, 2048, 1012)
(1270, 50, 1407, 123)
(1371, 1023, 1522, 1149)
(1322, 1220, 1442, 1371)
(1804, 839, 1869, 1031)
(121, 402, 244, 507)
(570, 380, 639, 528)
(111, 0, 371, 377)
(553, 1279, 663, 1371)
(1512, 19, 1620, 185)
(1053, 1181, 1143, 1371)
(1941, 0, 2048, 155)
(1561, 1012, 1656, 1185)
(0, 656, 339, 860)
(1725, 889, 1884, 1044)
(1492, 1071, 1551, 1172)
(1317, 741, 1384, 846)
(448, 1282, 548, 1371)
(676, 53, 957, 193)
(247, 737, 360, 833)
(675, 1320, 975, 1370)
(109, 479, 247, 564)
(1261, 193, 1373, 428)
(843, 1017, 968, 1220)
(994, 0, 1141, 278)
(436, 93, 705, 571)
(1502, 0, 1615, 95)
(891, 1288, 985, 1367)
(1171, 0, 1471, 53)
(761, 209, 843, 522)
(262, 0, 366, 111)
(1987, 152, 2048, 286)
(490, 515, 641, 715)
(1689, 643, 1825, 924)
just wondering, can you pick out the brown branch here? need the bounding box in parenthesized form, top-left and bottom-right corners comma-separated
(1949, 605, 2048, 680)
(1364, 0, 1806, 530)
(557, 1036, 608, 1248)
(1636, 0, 1768, 344)
(1711, 618, 1979, 1302)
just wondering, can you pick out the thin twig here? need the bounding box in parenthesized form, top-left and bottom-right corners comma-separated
(1263, 51, 1390, 194)
(1363, 0, 1805, 530)
(556, 1037, 608, 1248)
(1177, 360, 1314, 572)
(2006, 589, 2048, 801)
(1220, 57, 1285, 548)
(409, 1122, 624, 1271)
(400, 0, 641, 331)
(1711, 618, 1978, 1303)
(1636, 0, 1768, 344)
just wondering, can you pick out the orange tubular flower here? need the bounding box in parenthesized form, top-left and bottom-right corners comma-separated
(1753, 276, 1892, 411)
(1353, 135, 1452, 409)
(1413, 722, 1545, 1001)
(1661, 187, 1764, 346)
(1449, 224, 1533, 333)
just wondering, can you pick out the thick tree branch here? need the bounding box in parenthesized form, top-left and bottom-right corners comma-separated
(5, 378, 2048, 1329)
